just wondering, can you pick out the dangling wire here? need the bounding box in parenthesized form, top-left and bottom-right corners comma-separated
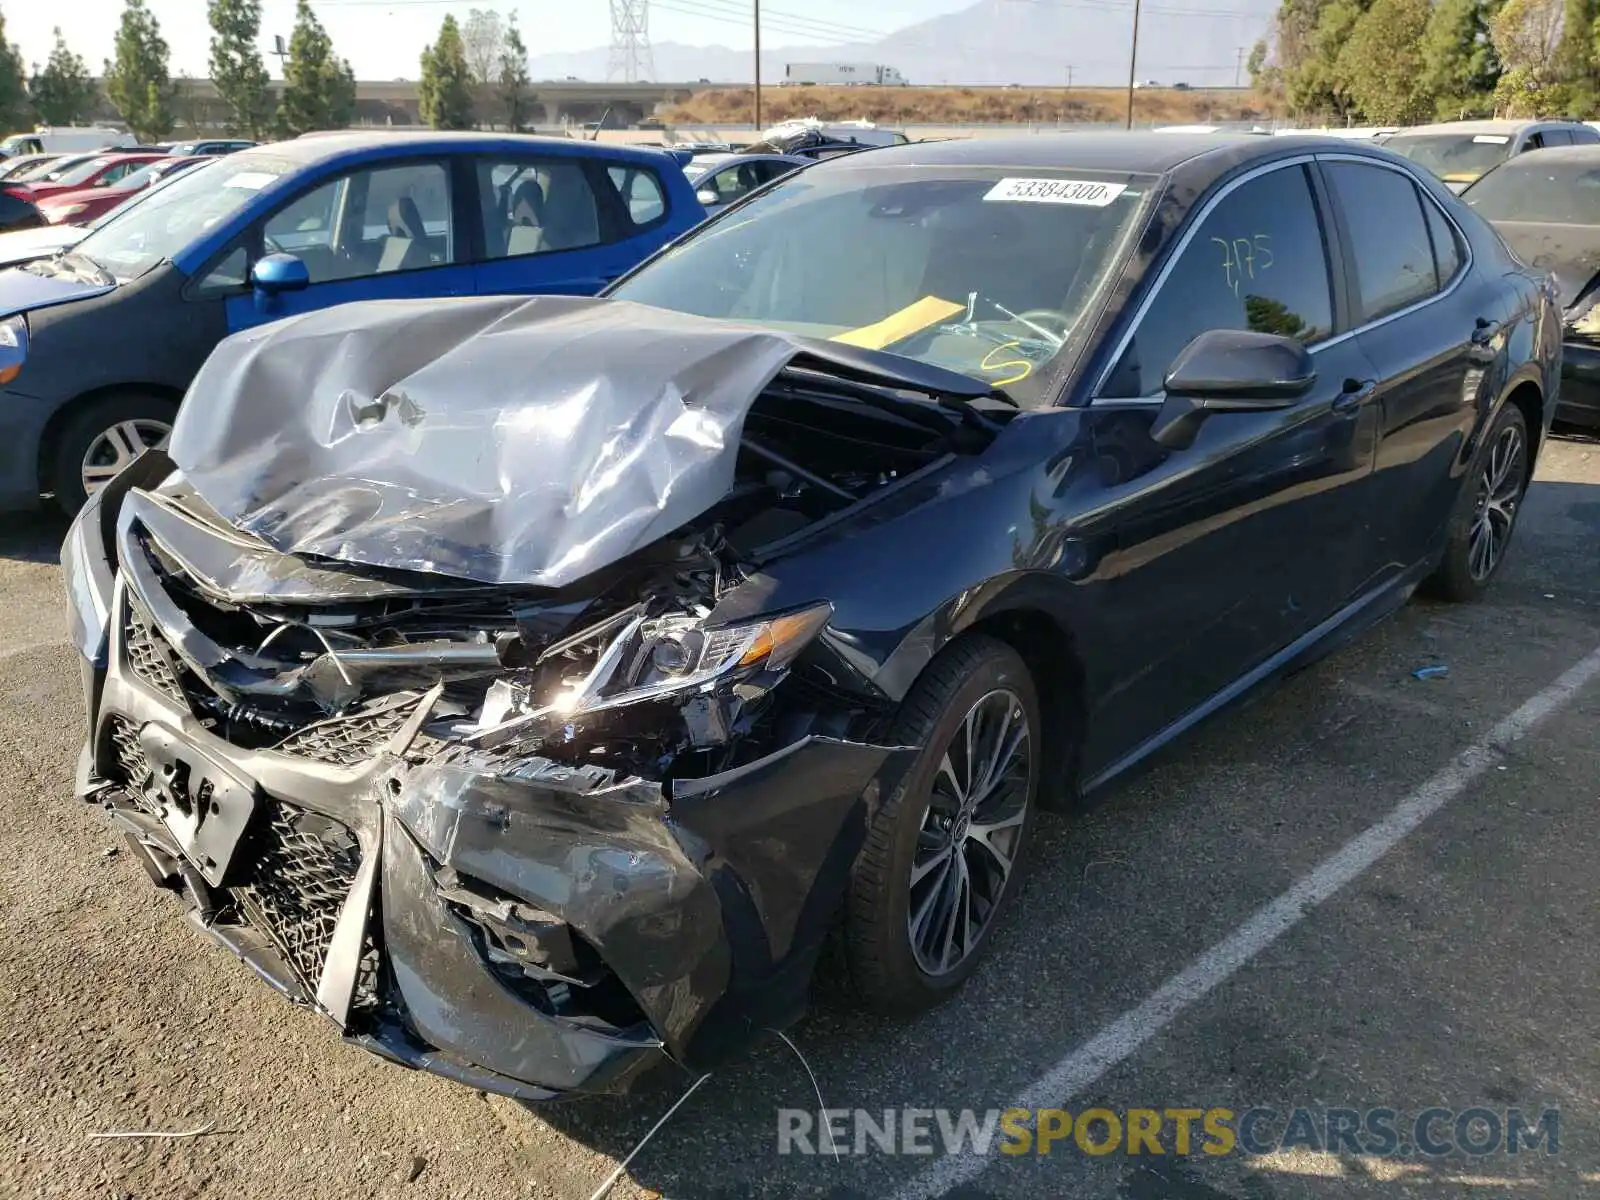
(774, 1030, 842, 1165)
(586, 1072, 713, 1200)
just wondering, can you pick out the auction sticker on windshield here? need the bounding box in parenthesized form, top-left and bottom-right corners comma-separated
(985, 178, 1129, 206)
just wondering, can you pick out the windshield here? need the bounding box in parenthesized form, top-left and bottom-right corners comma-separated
(64, 155, 293, 283)
(51, 156, 123, 188)
(1465, 158, 1600, 223)
(610, 165, 1155, 405)
(20, 154, 90, 182)
(1385, 133, 1514, 182)
(115, 159, 197, 191)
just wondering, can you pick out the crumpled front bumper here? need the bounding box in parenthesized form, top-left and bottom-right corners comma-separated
(64, 485, 913, 1100)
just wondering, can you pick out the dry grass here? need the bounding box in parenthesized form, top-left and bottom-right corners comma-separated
(663, 85, 1275, 127)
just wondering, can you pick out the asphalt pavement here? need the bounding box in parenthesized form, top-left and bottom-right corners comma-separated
(2, 433, 1598, 1200)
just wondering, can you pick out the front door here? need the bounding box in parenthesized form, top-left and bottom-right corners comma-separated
(1077, 159, 1383, 775)
(225, 156, 474, 333)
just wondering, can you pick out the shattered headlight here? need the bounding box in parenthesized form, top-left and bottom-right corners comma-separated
(470, 602, 833, 745)
(589, 604, 832, 703)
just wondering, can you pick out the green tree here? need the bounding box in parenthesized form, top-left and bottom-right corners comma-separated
(104, 0, 174, 142)
(1553, 0, 1597, 112)
(419, 15, 475, 130)
(30, 30, 96, 126)
(1419, 0, 1503, 119)
(1492, 0, 1565, 113)
(278, 0, 357, 136)
(498, 13, 531, 130)
(0, 13, 28, 134)
(1340, 0, 1436, 122)
(328, 55, 356, 127)
(207, 0, 272, 138)
(1261, 0, 1372, 119)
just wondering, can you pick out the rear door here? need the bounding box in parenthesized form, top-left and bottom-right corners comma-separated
(1318, 157, 1501, 587)
(224, 155, 473, 333)
(469, 152, 675, 296)
(1080, 158, 1383, 768)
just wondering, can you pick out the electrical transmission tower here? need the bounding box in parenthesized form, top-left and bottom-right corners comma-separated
(608, 0, 656, 82)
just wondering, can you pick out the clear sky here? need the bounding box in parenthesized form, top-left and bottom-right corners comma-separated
(7, 0, 976, 81)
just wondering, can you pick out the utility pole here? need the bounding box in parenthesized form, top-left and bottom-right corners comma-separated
(754, 0, 763, 131)
(1124, 0, 1142, 129)
(1065, 64, 1073, 90)
(1234, 45, 1244, 88)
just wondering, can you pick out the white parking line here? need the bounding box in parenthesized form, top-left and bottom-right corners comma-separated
(897, 643, 1600, 1200)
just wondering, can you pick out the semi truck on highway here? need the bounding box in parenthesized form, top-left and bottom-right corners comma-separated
(784, 62, 908, 86)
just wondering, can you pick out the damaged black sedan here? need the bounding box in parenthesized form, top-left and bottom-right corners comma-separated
(63, 134, 1557, 1100)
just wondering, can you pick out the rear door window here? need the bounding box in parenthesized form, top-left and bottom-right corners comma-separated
(475, 156, 604, 259)
(1103, 163, 1334, 397)
(1324, 161, 1438, 322)
(606, 164, 667, 226)
(1423, 199, 1462, 287)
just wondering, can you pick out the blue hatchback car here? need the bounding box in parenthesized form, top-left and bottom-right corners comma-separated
(0, 131, 704, 513)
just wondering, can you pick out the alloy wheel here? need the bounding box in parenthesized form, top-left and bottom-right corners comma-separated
(1467, 422, 1526, 582)
(907, 687, 1033, 977)
(81, 419, 171, 496)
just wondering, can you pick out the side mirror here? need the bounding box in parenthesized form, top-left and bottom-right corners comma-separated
(696, 188, 718, 207)
(1151, 329, 1315, 449)
(251, 253, 309, 310)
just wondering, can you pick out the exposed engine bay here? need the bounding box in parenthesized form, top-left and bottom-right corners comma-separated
(124, 354, 996, 785)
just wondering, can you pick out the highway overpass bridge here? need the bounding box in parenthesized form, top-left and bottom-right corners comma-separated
(92, 79, 710, 132)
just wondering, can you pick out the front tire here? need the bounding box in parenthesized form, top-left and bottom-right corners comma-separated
(1428, 402, 1530, 602)
(843, 636, 1040, 1013)
(47, 393, 176, 516)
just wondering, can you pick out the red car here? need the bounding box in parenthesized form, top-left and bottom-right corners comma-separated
(4, 152, 167, 203)
(34, 156, 208, 225)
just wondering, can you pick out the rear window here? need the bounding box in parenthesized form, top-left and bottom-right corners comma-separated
(1385, 133, 1514, 183)
(1465, 159, 1600, 224)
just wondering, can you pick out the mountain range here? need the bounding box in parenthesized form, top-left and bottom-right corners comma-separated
(526, 0, 1278, 88)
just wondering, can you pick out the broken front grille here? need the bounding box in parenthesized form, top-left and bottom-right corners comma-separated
(122, 598, 186, 707)
(105, 716, 161, 816)
(274, 702, 417, 767)
(234, 801, 362, 996)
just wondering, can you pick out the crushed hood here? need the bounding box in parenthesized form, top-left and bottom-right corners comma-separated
(1490, 220, 1600, 309)
(170, 295, 996, 589)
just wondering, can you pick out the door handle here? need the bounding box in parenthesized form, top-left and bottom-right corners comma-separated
(1471, 317, 1502, 346)
(1331, 379, 1376, 416)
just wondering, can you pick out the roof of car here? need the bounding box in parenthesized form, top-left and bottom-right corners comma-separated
(1390, 119, 1588, 137)
(266, 130, 674, 166)
(803, 130, 1388, 179)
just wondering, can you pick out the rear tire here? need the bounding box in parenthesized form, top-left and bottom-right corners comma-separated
(47, 393, 176, 517)
(1427, 402, 1529, 603)
(843, 636, 1041, 1013)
